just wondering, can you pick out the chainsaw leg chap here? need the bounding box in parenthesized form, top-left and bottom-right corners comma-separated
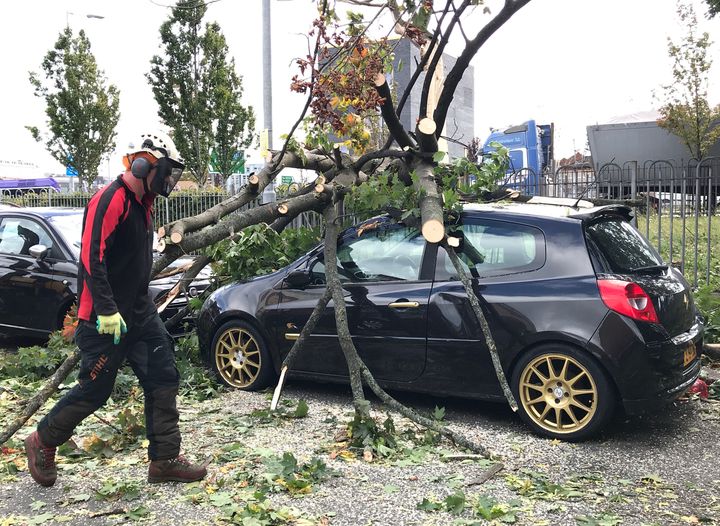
(126, 315, 181, 461)
(143, 386, 181, 460)
(38, 322, 126, 447)
(37, 314, 181, 460)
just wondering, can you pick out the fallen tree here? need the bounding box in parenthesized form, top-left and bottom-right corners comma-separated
(3, 0, 542, 461)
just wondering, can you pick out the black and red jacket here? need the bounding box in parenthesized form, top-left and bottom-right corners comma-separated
(77, 176, 156, 327)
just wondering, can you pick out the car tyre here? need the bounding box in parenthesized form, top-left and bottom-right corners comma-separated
(511, 344, 615, 441)
(210, 319, 275, 390)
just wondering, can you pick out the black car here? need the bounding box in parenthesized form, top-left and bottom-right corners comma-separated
(0, 207, 210, 339)
(196, 199, 703, 440)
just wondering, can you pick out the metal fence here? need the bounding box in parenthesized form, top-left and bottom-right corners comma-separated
(5, 160, 718, 287)
(508, 158, 720, 287)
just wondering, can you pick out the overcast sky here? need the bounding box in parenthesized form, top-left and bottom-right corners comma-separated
(1, 0, 719, 177)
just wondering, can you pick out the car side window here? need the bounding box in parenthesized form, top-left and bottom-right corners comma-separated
(0, 218, 54, 256)
(308, 224, 425, 284)
(435, 219, 545, 280)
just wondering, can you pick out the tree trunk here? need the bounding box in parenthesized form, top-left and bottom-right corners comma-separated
(320, 194, 493, 456)
(322, 201, 370, 418)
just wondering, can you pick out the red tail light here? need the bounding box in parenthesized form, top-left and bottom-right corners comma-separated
(597, 279, 659, 323)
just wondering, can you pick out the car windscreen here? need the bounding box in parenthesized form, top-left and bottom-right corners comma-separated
(47, 213, 84, 258)
(585, 218, 663, 274)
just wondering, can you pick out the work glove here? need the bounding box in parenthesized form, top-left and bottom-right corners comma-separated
(96, 312, 128, 344)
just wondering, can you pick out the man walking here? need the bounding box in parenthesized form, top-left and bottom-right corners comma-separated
(25, 131, 207, 486)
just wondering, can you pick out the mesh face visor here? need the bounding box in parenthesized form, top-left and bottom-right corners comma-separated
(152, 157, 185, 197)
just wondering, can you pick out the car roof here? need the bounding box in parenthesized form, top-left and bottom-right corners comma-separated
(0, 206, 84, 218)
(463, 197, 632, 221)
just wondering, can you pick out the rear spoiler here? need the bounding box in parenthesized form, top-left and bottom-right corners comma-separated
(568, 204, 633, 222)
(523, 196, 634, 221)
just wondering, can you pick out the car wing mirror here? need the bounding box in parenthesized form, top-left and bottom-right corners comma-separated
(29, 244, 49, 261)
(285, 269, 312, 289)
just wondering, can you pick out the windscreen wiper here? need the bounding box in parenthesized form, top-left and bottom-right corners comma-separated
(629, 264, 668, 274)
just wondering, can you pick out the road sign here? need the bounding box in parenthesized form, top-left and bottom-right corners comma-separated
(281, 175, 293, 185)
(66, 153, 78, 176)
(209, 149, 245, 174)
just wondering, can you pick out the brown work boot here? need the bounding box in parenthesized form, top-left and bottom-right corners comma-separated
(148, 455, 207, 483)
(24, 431, 57, 487)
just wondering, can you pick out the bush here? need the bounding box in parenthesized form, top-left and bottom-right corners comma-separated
(694, 284, 720, 343)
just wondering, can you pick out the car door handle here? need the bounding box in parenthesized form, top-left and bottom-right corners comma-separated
(388, 301, 420, 309)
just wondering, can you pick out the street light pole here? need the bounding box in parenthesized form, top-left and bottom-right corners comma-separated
(261, 0, 276, 203)
(262, 0, 273, 152)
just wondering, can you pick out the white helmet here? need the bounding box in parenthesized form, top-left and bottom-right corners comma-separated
(129, 130, 185, 197)
(132, 130, 182, 164)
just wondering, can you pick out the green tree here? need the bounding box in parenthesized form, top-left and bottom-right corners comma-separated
(705, 0, 720, 17)
(656, 2, 720, 160)
(148, 0, 254, 184)
(27, 27, 120, 189)
(210, 52, 255, 182)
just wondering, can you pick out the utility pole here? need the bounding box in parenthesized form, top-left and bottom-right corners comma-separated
(261, 0, 276, 203)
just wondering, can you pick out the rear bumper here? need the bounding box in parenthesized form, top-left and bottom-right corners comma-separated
(622, 358, 701, 414)
(589, 313, 704, 415)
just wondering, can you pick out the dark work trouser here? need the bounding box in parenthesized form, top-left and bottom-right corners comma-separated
(37, 313, 181, 460)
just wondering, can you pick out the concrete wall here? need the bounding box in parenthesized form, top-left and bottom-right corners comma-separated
(391, 39, 474, 160)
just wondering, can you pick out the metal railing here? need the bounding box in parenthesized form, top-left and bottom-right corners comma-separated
(6, 160, 718, 287)
(537, 158, 720, 287)
(0, 188, 322, 235)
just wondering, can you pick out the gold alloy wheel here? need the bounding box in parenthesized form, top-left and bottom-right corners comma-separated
(214, 327, 262, 388)
(518, 353, 598, 434)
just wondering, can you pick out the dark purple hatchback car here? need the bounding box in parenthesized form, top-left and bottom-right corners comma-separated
(197, 199, 703, 440)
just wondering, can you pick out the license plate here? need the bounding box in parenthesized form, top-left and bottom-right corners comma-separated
(683, 341, 697, 367)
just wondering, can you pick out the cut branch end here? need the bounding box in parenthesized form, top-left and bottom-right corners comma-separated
(422, 220, 445, 243)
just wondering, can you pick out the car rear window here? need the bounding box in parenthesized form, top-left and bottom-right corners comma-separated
(585, 218, 663, 274)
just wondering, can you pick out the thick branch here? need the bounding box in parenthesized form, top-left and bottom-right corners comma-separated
(419, 1, 471, 119)
(440, 239, 517, 411)
(434, 0, 532, 134)
(413, 160, 444, 243)
(416, 117, 439, 154)
(394, 2, 451, 119)
(322, 194, 492, 456)
(374, 73, 414, 149)
(322, 201, 369, 418)
(156, 151, 335, 250)
(352, 148, 409, 173)
(152, 189, 332, 277)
